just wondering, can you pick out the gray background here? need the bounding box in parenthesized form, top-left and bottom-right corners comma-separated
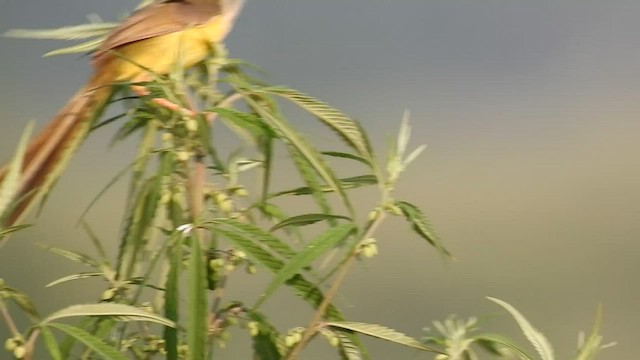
(1, 0, 639, 358)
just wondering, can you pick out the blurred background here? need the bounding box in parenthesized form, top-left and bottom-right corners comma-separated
(1, 0, 639, 358)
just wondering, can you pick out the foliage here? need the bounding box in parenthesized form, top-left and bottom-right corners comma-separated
(0, 2, 611, 360)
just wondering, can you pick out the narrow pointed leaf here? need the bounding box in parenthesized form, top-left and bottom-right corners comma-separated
(488, 297, 555, 360)
(41, 303, 175, 328)
(40, 325, 64, 360)
(256, 224, 356, 308)
(326, 322, 443, 353)
(474, 334, 535, 360)
(258, 87, 373, 162)
(187, 237, 207, 360)
(46, 323, 128, 360)
(575, 305, 607, 360)
(270, 214, 351, 232)
(395, 201, 451, 257)
(46, 272, 103, 288)
(5, 23, 116, 40)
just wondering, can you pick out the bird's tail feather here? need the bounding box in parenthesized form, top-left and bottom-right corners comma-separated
(0, 80, 111, 227)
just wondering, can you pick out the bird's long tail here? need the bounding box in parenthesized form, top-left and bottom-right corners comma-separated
(0, 79, 111, 227)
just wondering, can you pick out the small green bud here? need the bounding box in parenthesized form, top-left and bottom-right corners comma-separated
(176, 150, 190, 162)
(368, 209, 380, 221)
(4, 338, 17, 352)
(185, 118, 198, 132)
(209, 258, 225, 270)
(246, 264, 257, 275)
(101, 288, 117, 301)
(235, 188, 249, 197)
(220, 199, 234, 213)
(13, 346, 26, 359)
(247, 321, 260, 336)
(161, 132, 173, 143)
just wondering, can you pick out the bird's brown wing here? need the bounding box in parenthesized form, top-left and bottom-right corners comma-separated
(93, 1, 221, 65)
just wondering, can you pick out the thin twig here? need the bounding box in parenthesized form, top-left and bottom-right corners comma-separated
(0, 300, 20, 336)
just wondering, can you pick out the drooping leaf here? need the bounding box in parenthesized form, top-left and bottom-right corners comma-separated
(46, 323, 128, 360)
(255, 224, 356, 308)
(46, 272, 103, 288)
(257, 86, 374, 162)
(210, 218, 296, 259)
(326, 322, 443, 354)
(248, 311, 283, 360)
(1, 286, 41, 322)
(41, 303, 175, 328)
(322, 151, 371, 166)
(488, 297, 554, 360)
(270, 214, 352, 232)
(395, 201, 451, 257)
(242, 94, 354, 216)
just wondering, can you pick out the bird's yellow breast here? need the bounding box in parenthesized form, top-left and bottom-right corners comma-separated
(96, 15, 233, 84)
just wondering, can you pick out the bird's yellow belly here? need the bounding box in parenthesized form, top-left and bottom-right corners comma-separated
(99, 16, 233, 83)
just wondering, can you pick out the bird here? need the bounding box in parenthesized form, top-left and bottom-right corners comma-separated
(0, 0, 245, 228)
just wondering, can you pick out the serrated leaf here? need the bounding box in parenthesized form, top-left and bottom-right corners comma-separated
(326, 322, 443, 353)
(395, 201, 451, 258)
(336, 332, 365, 360)
(40, 326, 64, 360)
(210, 218, 297, 259)
(258, 87, 374, 162)
(488, 297, 554, 360)
(41, 303, 175, 328)
(46, 272, 103, 288)
(270, 175, 377, 198)
(188, 237, 207, 360)
(46, 323, 128, 360)
(242, 94, 354, 216)
(45, 246, 100, 267)
(474, 334, 535, 360)
(209, 219, 343, 320)
(256, 224, 356, 308)
(322, 151, 371, 166)
(270, 214, 351, 232)
(248, 311, 283, 360)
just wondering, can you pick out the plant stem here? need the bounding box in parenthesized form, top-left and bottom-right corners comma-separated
(0, 300, 19, 337)
(285, 213, 387, 360)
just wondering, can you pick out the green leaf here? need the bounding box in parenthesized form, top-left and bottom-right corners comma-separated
(40, 326, 64, 360)
(395, 201, 451, 257)
(1, 286, 41, 321)
(336, 331, 364, 360)
(270, 214, 352, 232)
(164, 237, 183, 360)
(258, 87, 374, 162)
(187, 237, 207, 360)
(270, 175, 377, 198)
(287, 143, 334, 216)
(474, 334, 535, 360)
(46, 323, 128, 360)
(575, 305, 609, 360)
(242, 94, 354, 216)
(46, 272, 103, 288)
(326, 322, 443, 353)
(248, 311, 283, 360)
(210, 219, 343, 320)
(255, 224, 356, 308)
(41, 303, 175, 328)
(488, 297, 555, 360)
(45, 246, 100, 267)
(322, 151, 371, 166)
(210, 218, 297, 259)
